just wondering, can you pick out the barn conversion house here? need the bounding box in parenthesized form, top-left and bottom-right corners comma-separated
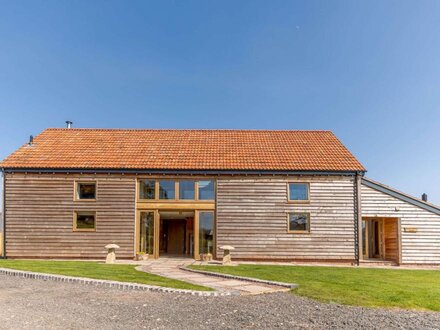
(1, 128, 439, 265)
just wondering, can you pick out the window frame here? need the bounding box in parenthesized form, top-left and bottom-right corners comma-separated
(73, 211, 97, 232)
(198, 210, 215, 255)
(74, 181, 97, 201)
(158, 179, 177, 200)
(197, 180, 216, 201)
(137, 179, 215, 202)
(138, 179, 157, 200)
(178, 180, 196, 201)
(287, 212, 311, 234)
(287, 182, 310, 203)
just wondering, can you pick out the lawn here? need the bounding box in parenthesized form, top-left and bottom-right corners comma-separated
(0, 260, 211, 291)
(189, 264, 440, 311)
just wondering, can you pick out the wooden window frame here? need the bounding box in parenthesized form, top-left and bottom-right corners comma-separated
(197, 179, 215, 201)
(137, 179, 215, 203)
(287, 212, 311, 234)
(74, 181, 97, 201)
(73, 211, 97, 232)
(178, 180, 196, 201)
(158, 179, 177, 201)
(194, 209, 216, 260)
(138, 179, 156, 200)
(287, 182, 310, 203)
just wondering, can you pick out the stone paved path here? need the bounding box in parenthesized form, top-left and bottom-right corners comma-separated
(138, 257, 289, 295)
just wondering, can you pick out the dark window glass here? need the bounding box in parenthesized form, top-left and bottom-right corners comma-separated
(288, 213, 309, 232)
(288, 183, 309, 201)
(139, 180, 155, 199)
(179, 180, 195, 200)
(198, 180, 215, 200)
(199, 212, 214, 254)
(159, 180, 175, 200)
(75, 212, 96, 230)
(77, 183, 96, 199)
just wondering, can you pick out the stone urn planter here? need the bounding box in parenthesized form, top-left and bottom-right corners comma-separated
(135, 252, 149, 261)
(105, 244, 120, 264)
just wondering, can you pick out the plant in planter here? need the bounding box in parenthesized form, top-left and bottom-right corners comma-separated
(135, 252, 149, 261)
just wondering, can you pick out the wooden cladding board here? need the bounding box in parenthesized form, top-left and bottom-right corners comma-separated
(361, 185, 440, 264)
(4, 173, 136, 259)
(216, 176, 356, 260)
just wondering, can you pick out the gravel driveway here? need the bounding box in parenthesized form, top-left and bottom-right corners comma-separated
(0, 275, 439, 329)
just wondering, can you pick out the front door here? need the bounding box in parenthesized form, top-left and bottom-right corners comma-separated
(166, 220, 186, 255)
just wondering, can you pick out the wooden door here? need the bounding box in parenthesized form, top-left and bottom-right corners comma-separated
(167, 221, 185, 254)
(384, 219, 399, 262)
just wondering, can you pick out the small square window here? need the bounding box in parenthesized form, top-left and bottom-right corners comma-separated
(76, 182, 96, 200)
(139, 180, 155, 200)
(288, 213, 310, 232)
(198, 180, 215, 200)
(74, 212, 96, 231)
(288, 183, 309, 201)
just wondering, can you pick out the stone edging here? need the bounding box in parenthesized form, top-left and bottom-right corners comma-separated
(180, 266, 298, 289)
(0, 267, 233, 296)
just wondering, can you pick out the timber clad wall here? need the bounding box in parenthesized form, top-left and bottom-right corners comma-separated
(5, 173, 136, 258)
(361, 185, 440, 264)
(216, 176, 356, 261)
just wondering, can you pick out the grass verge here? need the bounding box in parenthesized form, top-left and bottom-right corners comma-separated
(0, 259, 211, 291)
(189, 264, 440, 310)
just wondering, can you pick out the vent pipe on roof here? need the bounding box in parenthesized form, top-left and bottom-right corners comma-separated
(422, 193, 428, 202)
(65, 121, 73, 128)
(28, 135, 34, 146)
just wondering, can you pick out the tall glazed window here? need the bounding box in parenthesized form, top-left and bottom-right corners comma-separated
(139, 212, 154, 254)
(199, 211, 214, 254)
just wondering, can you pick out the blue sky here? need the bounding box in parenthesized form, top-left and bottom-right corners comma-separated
(0, 1, 439, 204)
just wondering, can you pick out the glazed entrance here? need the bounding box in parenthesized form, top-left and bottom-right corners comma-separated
(137, 209, 215, 260)
(159, 211, 194, 256)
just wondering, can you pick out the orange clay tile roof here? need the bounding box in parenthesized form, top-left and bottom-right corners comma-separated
(0, 129, 365, 172)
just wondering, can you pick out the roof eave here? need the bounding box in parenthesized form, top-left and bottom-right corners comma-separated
(2, 167, 365, 176)
(362, 177, 440, 216)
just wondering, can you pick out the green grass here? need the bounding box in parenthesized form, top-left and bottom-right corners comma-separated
(0, 260, 211, 291)
(189, 264, 440, 311)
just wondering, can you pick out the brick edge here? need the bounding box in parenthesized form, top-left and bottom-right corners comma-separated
(0, 267, 232, 297)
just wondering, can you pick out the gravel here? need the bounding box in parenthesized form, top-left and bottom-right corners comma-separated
(0, 274, 439, 329)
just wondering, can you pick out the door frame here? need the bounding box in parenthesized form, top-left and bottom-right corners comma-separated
(362, 217, 401, 263)
(362, 218, 385, 259)
(136, 208, 215, 260)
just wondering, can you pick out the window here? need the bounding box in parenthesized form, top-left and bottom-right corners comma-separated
(199, 211, 214, 254)
(288, 183, 309, 202)
(139, 211, 154, 254)
(76, 182, 96, 200)
(198, 180, 215, 200)
(139, 180, 155, 200)
(179, 180, 195, 200)
(137, 179, 216, 201)
(74, 211, 96, 231)
(159, 180, 175, 200)
(288, 213, 310, 232)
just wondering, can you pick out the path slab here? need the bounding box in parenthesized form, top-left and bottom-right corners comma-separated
(138, 257, 291, 295)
